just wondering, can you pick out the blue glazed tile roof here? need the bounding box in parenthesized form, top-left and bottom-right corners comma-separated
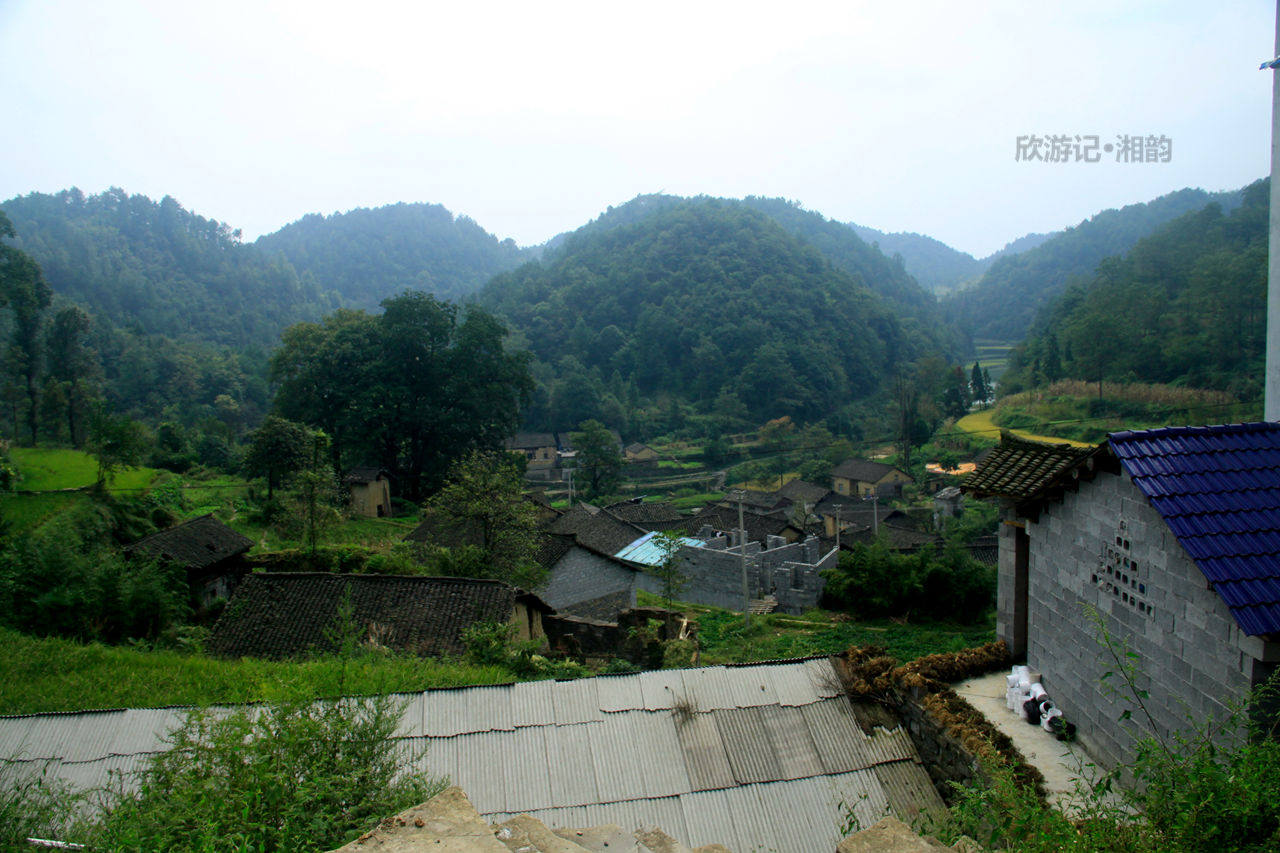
(1108, 422, 1280, 637)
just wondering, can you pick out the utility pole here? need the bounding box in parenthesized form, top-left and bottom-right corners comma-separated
(1266, 0, 1280, 419)
(733, 489, 750, 626)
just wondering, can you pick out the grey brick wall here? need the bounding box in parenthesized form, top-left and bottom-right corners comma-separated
(542, 548, 646, 616)
(1019, 471, 1251, 770)
(675, 535, 835, 614)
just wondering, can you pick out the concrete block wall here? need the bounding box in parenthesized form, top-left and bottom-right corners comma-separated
(1021, 471, 1252, 770)
(674, 535, 833, 614)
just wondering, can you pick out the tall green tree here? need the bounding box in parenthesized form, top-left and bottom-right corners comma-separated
(570, 419, 622, 500)
(243, 416, 311, 500)
(86, 405, 147, 486)
(271, 292, 533, 501)
(0, 212, 52, 444)
(44, 305, 100, 447)
(420, 450, 543, 588)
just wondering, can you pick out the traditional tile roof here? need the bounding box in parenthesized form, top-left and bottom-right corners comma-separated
(207, 574, 549, 660)
(547, 504, 649, 555)
(125, 514, 252, 571)
(1108, 422, 1280, 636)
(778, 479, 830, 505)
(342, 466, 389, 484)
(686, 505, 800, 545)
(506, 432, 558, 450)
(830, 459, 911, 484)
(0, 658, 944, 853)
(813, 494, 905, 526)
(603, 500, 688, 530)
(962, 434, 1098, 501)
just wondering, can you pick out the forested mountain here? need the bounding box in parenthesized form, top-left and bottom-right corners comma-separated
(255, 203, 529, 309)
(2, 188, 333, 348)
(944, 187, 1242, 340)
(1001, 179, 1267, 401)
(480, 197, 952, 433)
(847, 223, 986, 295)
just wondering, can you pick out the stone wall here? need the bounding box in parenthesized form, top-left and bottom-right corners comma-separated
(895, 692, 982, 798)
(1020, 470, 1254, 770)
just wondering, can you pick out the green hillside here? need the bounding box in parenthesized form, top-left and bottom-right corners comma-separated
(481, 197, 950, 431)
(945, 186, 1242, 340)
(255, 202, 530, 310)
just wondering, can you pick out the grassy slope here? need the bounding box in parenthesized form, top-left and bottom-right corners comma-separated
(953, 407, 1094, 448)
(0, 628, 516, 715)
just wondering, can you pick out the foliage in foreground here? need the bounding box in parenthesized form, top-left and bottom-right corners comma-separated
(84, 695, 445, 853)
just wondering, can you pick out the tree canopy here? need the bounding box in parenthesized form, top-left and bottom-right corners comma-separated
(270, 292, 533, 500)
(1000, 179, 1269, 402)
(481, 197, 949, 430)
(944, 187, 1241, 340)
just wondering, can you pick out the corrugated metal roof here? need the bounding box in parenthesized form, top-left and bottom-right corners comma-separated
(509, 678, 555, 728)
(502, 726, 554, 813)
(0, 660, 942, 853)
(801, 699, 870, 773)
(760, 704, 825, 780)
(552, 677, 602, 725)
(626, 712, 690, 798)
(596, 672, 645, 712)
(874, 761, 947, 823)
(613, 531, 705, 567)
(588, 714, 645, 803)
(674, 712, 735, 791)
(714, 707, 779, 784)
(637, 669, 686, 711)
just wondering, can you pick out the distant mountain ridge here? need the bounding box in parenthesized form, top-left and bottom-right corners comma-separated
(848, 223, 1052, 296)
(943, 186, 1243, 341)
(255, 202, 530, 310)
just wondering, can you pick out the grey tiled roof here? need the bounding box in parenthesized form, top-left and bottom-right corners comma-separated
(125, 514, 252, 571)
(207, 573, 546, 659)
(547, 504, 648, 555)
(830, 459, 910, 484)
(962, 434, 1098, 500)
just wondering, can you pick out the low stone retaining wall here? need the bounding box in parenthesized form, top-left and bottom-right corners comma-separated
(839, 641, 1046, 805)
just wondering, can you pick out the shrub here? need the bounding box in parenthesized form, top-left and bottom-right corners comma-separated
(87, 695, 445, 853)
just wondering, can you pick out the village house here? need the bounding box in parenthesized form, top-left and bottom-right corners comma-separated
(965, 425, 1280, 770)
(623, 442, 659, 462)
(830, 458, 913, 499)
(207, 573, 552, 659)
(125, 514, 252, 605)
(342, 466, 392, 517)
(504, 432, 559, 468)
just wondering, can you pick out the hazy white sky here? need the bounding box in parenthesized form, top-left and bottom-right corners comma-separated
(0, 1, 1273, 257)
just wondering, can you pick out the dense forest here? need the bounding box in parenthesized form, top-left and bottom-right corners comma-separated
(2, 189, 333, 348)
(1000, 179, 1268, 402)
(945, 187, 1241, 340)
(479, 197, 958, 433)
(255, 203, 529, 310)
(847, 223, 1051, 296)
(1, 178, 1268, 461)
